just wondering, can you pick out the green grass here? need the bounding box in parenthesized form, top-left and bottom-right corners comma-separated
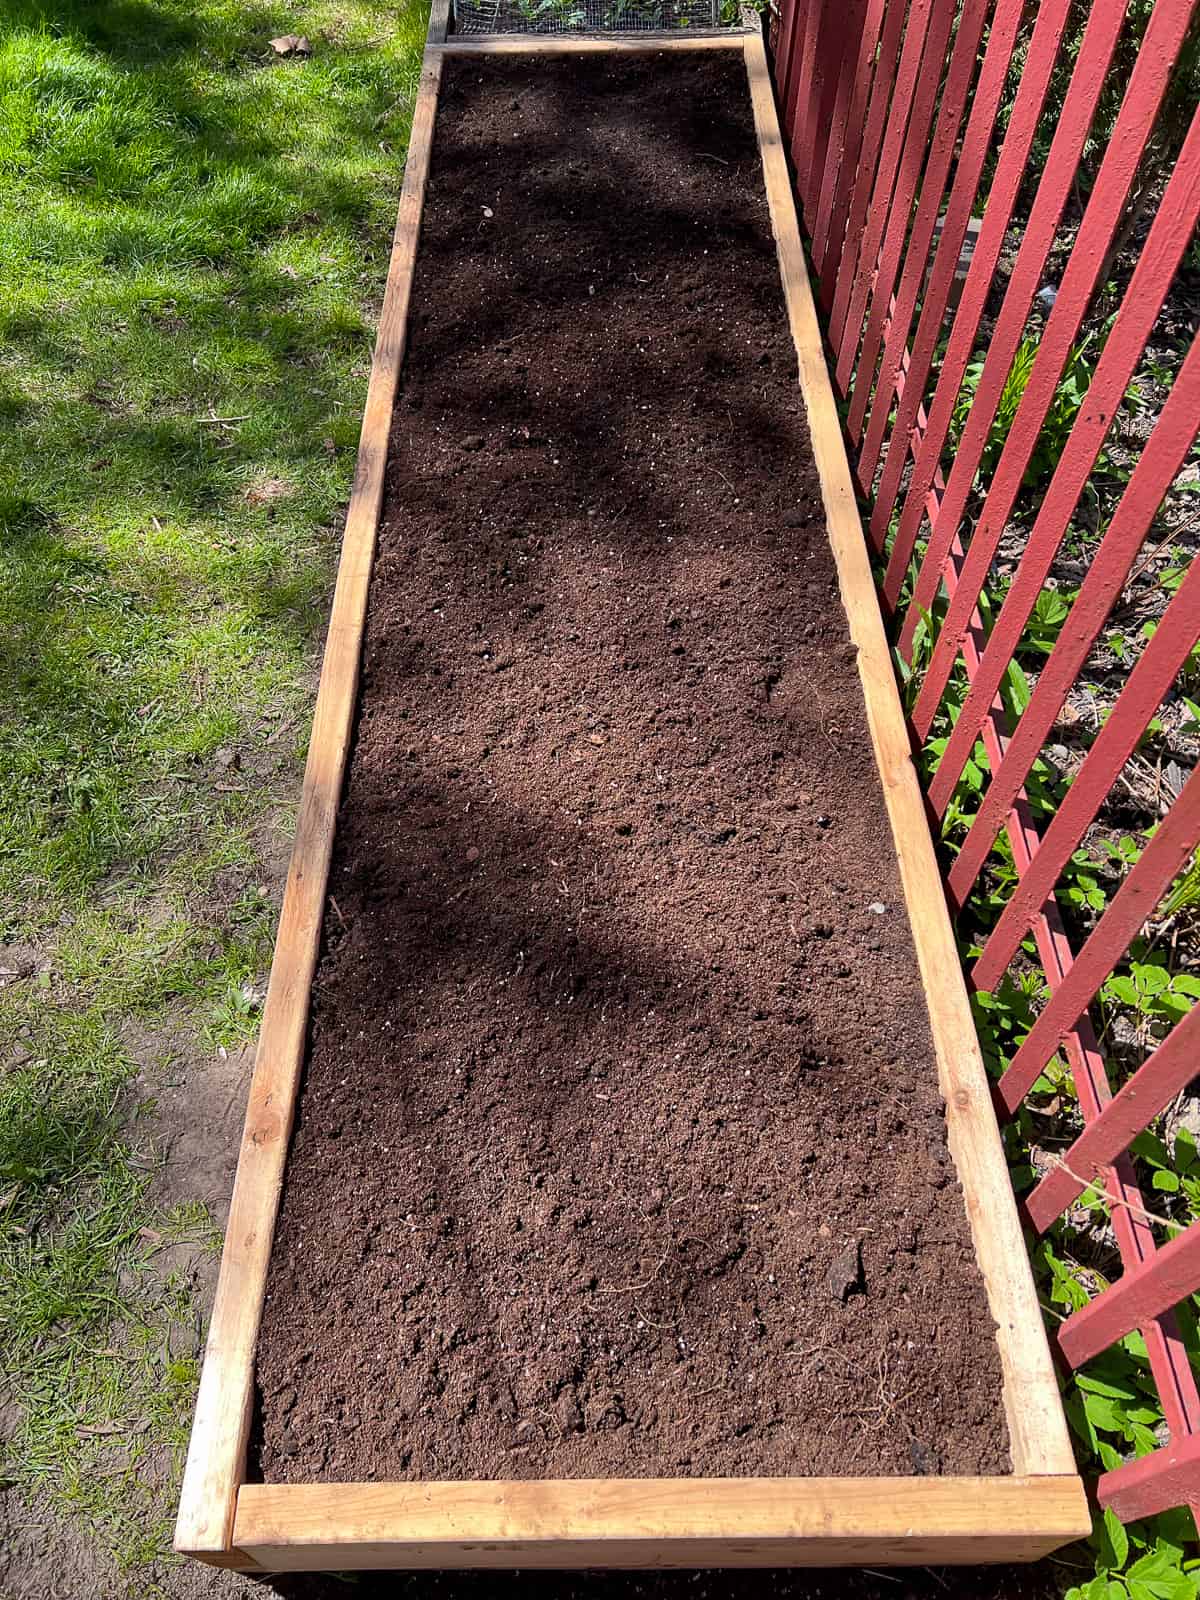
(0, 0, 426, 1584)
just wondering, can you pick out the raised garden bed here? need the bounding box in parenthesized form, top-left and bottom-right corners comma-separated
(175, 12, 1090, 1573)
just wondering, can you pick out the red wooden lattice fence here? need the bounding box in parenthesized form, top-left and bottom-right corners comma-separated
(769, 0, 1200, 1530)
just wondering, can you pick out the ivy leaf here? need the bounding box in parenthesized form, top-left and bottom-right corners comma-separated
(1130, 1420, 1160, 1455)
(1154, 1507, 1197, 1549)
(1175, 1129, 1200, 1174)
(1097, 1506, 1130, 1570)
(1153, 994, 1192, 1024)
(1078, 1372, 1140, 1401)
(1135, 963, 1171, 996)
(1127, 1547, 1198, 1598)
(1107, 975, 1140, 1007)
(1084, 1391, 1126, 1433)
(1066, 1390, 1101, 1451)
(1131, 1131, 1171, 1168)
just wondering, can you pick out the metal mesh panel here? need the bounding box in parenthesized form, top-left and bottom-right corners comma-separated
(453, 0, 728, 34)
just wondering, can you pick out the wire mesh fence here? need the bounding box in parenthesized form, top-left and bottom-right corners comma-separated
(452, 0, 729, 33)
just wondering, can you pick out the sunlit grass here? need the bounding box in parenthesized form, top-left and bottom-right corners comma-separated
(0, 0, 427, 1582)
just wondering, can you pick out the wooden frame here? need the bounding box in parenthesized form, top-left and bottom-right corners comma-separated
(175, 13, 1090, 1573)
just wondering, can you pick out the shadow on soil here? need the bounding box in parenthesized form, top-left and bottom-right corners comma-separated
(260, 1561, 1074, 1599)
(195, 49, 1080, 1600)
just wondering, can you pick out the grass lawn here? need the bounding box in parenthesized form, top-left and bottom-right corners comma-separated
(0, 0, 426, 1587)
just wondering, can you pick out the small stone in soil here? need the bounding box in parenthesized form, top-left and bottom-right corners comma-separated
(554, 1392, 584, 1434)
(868, 901, 888, 914)
(828, 1240, 863, 1302)
(909, 1439, 942, 1475)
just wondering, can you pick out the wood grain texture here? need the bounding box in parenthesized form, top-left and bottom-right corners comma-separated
(231, 1477, 1091, 1570)
(173, 3, 448, 1559)
(436, 33, 747, 52)
(429, 0, 450, 43)
(741, 30, 1080, 1485)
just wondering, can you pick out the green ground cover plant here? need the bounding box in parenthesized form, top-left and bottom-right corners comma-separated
(842, 0, 1200, 1586)
(0, 0, 425, 1586)
(895, 512, 1200, 1596)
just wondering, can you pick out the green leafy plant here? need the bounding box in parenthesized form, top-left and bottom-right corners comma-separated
(514, 0, 587, 26)
(1025, 586, 1074, 653)
(949, 330, 1111, 491)
(1103, 961, 1200, 1032)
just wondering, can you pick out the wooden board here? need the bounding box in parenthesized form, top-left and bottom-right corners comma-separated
(230, 1478, 1089, 1571)
(172, 0, 451, 1562)
(741, 28, 1078, 1483)
(175, 22, 1090, 1572)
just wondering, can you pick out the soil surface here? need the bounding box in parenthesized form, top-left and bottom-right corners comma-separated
(255, 50, 1008, 1484)
(263, 1567, 1073, 1600)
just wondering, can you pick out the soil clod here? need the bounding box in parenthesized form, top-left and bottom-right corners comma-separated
(828, 1240, 865, 1302)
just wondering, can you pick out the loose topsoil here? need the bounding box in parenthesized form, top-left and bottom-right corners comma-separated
(255, 49, 1008, 1484)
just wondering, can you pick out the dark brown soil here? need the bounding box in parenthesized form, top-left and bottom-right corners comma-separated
(254, 50, 1008, 1485)
(263, 1564, 1074, 1600)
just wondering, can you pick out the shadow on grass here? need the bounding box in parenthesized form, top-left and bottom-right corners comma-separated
(0, 0, 428, 908)
(0, 0, 425, 1569)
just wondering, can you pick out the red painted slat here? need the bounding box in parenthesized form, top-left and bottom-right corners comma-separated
(973, 554, 1200, 990)
(1101, 1435, 1200, 1525)
(812, 0, 890, 312)
(773, 0, 802, 107)
(844, 0, 987, 452)
(768, 0, 1200, 1521)
(832, 0, 947, 399)
(880, 0, 1123, 618)
(1027, 1007, 1200, 1231)
(861, 0, 1026, 513)
(780, 0, 815, 179)
(932, 526, 1193, 1446)
(804, 0, 856, 239)
(894, 0, 1135, 649)
(1024, 873, 1200, 1464)
(786, 0, 830, 213)
(1058, 1062, 1200, 1462)
(824, 0, 912, 349)
(946, 331, 1200, 908)
(1060, 1219, 1200, 1368)
(894, 181, 1200, 1507)
(914, 25, 1200, 744)
(788, 0, 824, 209)
(1000, 764, 1200, 1111)
(809, 0, 876, 284)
